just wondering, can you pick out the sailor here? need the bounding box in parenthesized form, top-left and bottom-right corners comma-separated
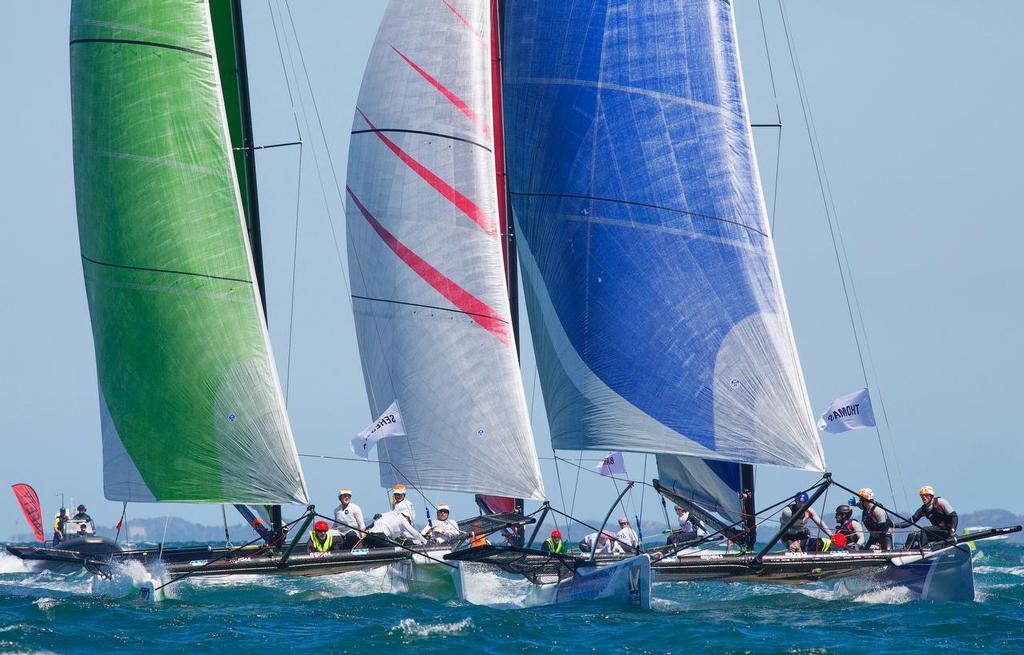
(72, 504, 92, 522)
(469, 520, 490, 548)
(833, 505, 868, 550)
(420, 504, 461, 544)
(333, 487, 365, 549)
(667, 506, 702, 546)
(616, 516, 640, 550)
(76, 522, 90, 538)
(390, 484, 416, 524)
(52, 508, 69, 546)
(579, 530, 624, 555)
(676, 505, 698, 533)
(895, 485, 958, 548)
(778, 492, 832, 552)
(367, 510, 426, 548)
(541, 529, 566, 554)
(307, 520, 333, 553)
(855, 488, 893, 550)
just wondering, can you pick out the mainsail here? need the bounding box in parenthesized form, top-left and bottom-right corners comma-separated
(345, 0, 544, 500)
(70, 0, 307, 504)
(502, 0, 825, 471)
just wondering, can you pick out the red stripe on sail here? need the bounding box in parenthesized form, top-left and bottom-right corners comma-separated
(347, 186, 509, 344)
(356, 109, 497, 238)
(390, 45, 491, 140)
(441, 0, 486, 45)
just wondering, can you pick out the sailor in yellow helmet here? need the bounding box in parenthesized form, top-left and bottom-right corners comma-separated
(895, 485, 958, 548)
(420, 503, 462, 544)
(390, 484, 416, 524)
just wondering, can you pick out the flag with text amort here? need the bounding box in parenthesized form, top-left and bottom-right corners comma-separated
(817, 387, 877, 434)
(10, 484, 44, 542)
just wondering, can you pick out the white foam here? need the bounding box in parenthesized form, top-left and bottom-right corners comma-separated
(391, 618, 472, 637)
(853, 585, 913, 605)
(0, 551, 32, 574)
(975, 565, 1024, 576)
(32, 597, 58, 611)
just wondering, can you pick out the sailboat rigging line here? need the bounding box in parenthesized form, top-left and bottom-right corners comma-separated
(549, 454, 658, 491)
(350, 294, 510, 323)
(542, 505, 635, 555)
(350, 128, 492, 152)
(284, 143, 304, 403)
(590, 482, 636, 561)
(80, 255, 251, 285)
(233, 140, 302, 151)
(68, 38, 211, 59)
(152, 511, 313, 592)
(568, 451, 584, 518)
(755, 475, 830, 563)
(296, 453, 441, 513)
(750, 123, 782, 128)
(776, 0, 900, 506)
(221, 505, 231, 548)
(158, 516, 170, 560)
(756, 0, 785, 233)
(508, 191, 769, 239)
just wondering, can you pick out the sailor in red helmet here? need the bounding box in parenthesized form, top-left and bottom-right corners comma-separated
(542, 528, 566, 554)
(307, 520, 334, 553)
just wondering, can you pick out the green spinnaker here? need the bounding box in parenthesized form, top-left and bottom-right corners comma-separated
(70, 0, 307, 504)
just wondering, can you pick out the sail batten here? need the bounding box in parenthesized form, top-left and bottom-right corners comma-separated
(346, 0, 544, 500)
(71, 0, 307, 504)
(504, 0, 825, 471)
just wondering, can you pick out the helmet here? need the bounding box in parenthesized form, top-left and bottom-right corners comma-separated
(835, 504, 853, 520)
(436, 504, 450, 512)
(314, 520, 329, 531)
(77, 504, 86, 511)
(919, 485, 935, 497)
(618, 515, 629, 524)
(794, 492, 810, 504)
(857, 488, 874, 501)
(848, 497, 859, 506)
(392, 484, 406, 494)
(551, 529, 562, 539)
(338, 487, 352, 496)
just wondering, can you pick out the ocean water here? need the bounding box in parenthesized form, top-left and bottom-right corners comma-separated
(1, 542, 1022, 654)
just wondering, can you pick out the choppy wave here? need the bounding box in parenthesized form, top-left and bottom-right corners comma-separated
(391, 617, 472, 638)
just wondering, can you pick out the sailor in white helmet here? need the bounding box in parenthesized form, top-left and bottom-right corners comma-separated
(367, 510, 425, 547)
(420, 504, 462, 544)
(332, 487, 365, 549)
(390, 484, 416, 523)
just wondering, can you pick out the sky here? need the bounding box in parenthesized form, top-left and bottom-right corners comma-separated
(2, 1, 1022, 539)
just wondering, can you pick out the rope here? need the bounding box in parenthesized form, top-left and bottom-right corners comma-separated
(283, 143, 304, 403)
(297, 453, 441, 514)
(777, 0, 900, 506)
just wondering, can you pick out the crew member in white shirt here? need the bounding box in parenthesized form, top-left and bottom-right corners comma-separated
(615, 516, 640, 550)
(390, 484, 416, 524)
(332, 487, 365, 549)
(420, 503, 462, 544)
(367, 510, 425, 547)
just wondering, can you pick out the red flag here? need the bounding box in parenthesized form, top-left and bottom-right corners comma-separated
(10, 484, 45, 542)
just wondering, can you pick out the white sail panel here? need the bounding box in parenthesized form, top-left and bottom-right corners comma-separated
(346, 0, 544, 500)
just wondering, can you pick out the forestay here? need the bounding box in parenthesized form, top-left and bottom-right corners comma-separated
(503, 0, 825, 471)
(70, 0, 306, 504)
(346, 0, 544, 500)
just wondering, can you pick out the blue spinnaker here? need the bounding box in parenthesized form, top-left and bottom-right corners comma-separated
(504, 0, 824, 470)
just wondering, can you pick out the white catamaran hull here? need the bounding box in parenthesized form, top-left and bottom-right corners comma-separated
(452, 554, 651, 609)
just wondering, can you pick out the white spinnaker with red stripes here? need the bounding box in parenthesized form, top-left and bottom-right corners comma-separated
(345, 0, 544, 500)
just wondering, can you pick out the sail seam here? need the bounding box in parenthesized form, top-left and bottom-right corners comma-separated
(351, 128, 491, 152)
(509, 192, 768, 238)
(352, 294, 510, 325)
(69, 38, 211, 59)
(81, 254, 251, 285)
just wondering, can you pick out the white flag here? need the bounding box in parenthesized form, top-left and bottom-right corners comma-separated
(596, 452, 627, 476)
(351, 401, 407, 459)
(817, 388, 876, 434)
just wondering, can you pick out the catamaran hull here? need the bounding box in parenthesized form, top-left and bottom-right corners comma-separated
(452, 554, 651, 609)
(838, 545, 975, 601)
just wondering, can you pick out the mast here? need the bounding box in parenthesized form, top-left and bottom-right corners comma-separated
(211, 0, 281, 538)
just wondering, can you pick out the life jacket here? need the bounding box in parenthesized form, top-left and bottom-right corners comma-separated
(923, 498, 954, 529)
(862, 505, 892, 534)
(544, 537, 565, 554)
(784, 504, 809, 534)
(836, 519, 860, 546)
(309, 530, 333, 552)
(470, 532, 488, 548)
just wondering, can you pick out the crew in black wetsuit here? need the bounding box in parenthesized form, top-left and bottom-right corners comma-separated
(833, 505, 867, 550)
(855, 488, 893, 550)
(72, 505, 92, 522)
(896, 485, 958, 548)
(778, 493, 831, 552)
